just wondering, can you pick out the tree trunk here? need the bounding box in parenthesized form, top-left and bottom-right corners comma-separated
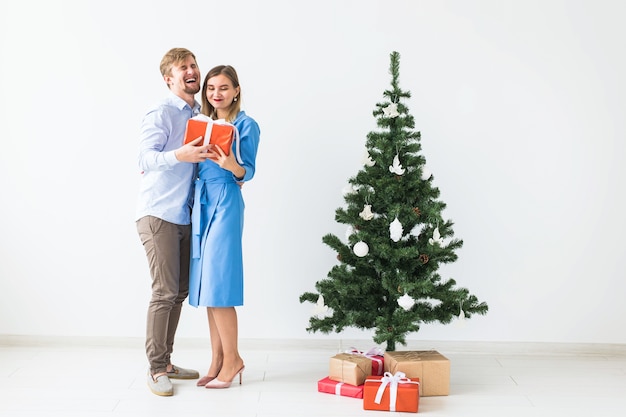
(385, 340, 396, 352)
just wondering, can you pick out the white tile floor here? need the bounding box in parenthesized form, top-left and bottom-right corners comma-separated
(1, 336, 625, 417)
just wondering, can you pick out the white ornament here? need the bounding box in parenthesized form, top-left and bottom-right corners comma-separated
(345, 225, 355, 241)
(312, 294, 332, 319)
(363, 151, 376, 167)
(388, 154, 405, 175)
(456, 302, 466, 327)
(398, 293, 416, 311)
(409, 225, 421, 237)
(359, 204, 374, 220)
(353, 241, 369, 257)
(389, 217, 403, 242)
(383, 103, 400, 118)
(342, 184, 355, 196)
(420, 166, 432, 180)
(428, 227, 445, 246)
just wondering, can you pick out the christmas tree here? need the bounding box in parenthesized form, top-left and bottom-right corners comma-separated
(299, 51, 488, 351)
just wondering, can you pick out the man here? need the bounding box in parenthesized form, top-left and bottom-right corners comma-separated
(136, 47, 210, 396)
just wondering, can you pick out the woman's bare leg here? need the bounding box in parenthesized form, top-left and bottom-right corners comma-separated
(211, 307, 244, 382)
(206, 307, 224, 376)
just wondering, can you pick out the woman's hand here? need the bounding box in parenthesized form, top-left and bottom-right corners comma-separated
(207, 145, 246, 179)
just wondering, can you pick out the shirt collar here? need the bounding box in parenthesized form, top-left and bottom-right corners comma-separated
(167, 90, 201, 114)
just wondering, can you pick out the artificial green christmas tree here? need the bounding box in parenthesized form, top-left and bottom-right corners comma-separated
(300, 51, 488, 351)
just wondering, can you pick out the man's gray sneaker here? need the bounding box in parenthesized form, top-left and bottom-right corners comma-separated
(147, 371, 173, 396)
(167, 365, 199, 380)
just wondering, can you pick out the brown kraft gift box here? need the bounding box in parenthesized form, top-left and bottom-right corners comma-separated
(384, 350, 450, 396)
(328, 353, 372, 386)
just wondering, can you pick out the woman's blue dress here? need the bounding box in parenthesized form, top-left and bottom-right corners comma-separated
(188, 111, 260, 307)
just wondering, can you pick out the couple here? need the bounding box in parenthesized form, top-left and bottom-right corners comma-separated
(135, 48, 260, 396)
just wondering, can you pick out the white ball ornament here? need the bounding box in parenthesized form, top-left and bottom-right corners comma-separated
(353, 241, 369, 257)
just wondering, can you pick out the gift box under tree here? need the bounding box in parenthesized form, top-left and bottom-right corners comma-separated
(329, 352, 372, 386)
(346, 346, 385, 376)
(317, 376, 364, 399)
(363, 372, 420, 413)
(384, 350, 450, 396)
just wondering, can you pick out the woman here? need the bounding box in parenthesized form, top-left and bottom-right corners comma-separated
(189, 65, 260, 389)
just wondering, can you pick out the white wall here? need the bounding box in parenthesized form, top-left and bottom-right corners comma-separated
(1, 0, 625, 346)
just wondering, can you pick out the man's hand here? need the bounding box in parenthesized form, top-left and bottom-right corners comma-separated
(174, 136, 211, 163)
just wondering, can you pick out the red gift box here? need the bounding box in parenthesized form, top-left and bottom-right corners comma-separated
(363, 372, 420, 413)
(183, 114, 237, 156)
(317, 376, 364, 399)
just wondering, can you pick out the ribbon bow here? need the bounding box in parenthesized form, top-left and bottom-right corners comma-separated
(347, 346, 384, 357)
(372, 371, 418, 412)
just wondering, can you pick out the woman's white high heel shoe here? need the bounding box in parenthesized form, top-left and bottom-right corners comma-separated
(205, 365, 245, 389)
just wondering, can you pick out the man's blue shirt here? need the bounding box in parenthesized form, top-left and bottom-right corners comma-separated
(135, 91, 200, 225)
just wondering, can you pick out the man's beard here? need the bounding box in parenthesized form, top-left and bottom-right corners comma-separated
(185, 85, 201, 95)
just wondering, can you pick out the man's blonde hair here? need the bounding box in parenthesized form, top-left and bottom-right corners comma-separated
(159, 48, 197, 78)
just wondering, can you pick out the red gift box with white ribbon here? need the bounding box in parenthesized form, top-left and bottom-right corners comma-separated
(363, 371, 420, 413)
(317, 376, 364, 398)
